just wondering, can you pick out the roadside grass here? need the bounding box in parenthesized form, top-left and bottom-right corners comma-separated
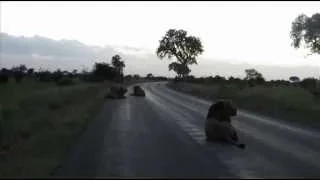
(0, 78, 142, 177)
(167, 82, 320, 125)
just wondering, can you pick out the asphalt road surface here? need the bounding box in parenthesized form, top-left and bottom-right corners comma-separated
(54, 82, 320, 178)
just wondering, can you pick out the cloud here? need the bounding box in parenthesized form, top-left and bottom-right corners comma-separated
(0, 32, 319, 80)
(0, 32, 101, 58)
(189, 57, 320, 80)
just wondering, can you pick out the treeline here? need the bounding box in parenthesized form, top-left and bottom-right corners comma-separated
(173, 68, 320, 96)
(123, 74, 168, 82)
(0, 59, 168, 86)
(0, 64, 120, 85)
(0, 64, 167, 85)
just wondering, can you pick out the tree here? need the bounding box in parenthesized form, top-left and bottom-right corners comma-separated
(111, 55, 125, 75)
(92, 62, 118, 81)
(156, 29, 204, 79)
(245, 68, 265, 86)
(27, 68, 34, 76)
(289, 76, 300, 83)
(72, 69, 78, 75)
(124, 75, 132, 81)
(11, 64, 27, 83)
(133, 74, 140, 79)
(168, 62, 191, 78)
(228, 76, 235, 81)
(111, 54, 125, 82)
(0, 68, 10, 83)
(17, 64, 27, 73)
(36, 70, 52, 82)
(52, 69, 63, 82)
(214, 75, 226, 81)
(146, 73, 153, 79)
(300, 77, 317, 89)
(245, 69, 264, 80)
(290, 13, 320, 55)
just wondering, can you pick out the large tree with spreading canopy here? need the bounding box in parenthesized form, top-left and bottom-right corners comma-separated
(156, 29, 204, 78)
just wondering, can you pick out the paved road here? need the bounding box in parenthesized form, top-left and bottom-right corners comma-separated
(54, 82, 320, 178)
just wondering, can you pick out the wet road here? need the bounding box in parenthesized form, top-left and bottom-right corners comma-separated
(54, 82, 320, 178)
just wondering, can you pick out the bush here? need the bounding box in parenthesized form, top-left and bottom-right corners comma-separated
(56, 77, 75, 86)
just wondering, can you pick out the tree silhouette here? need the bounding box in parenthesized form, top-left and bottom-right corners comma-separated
(290, 13, 320, 55)
(133, 74, 140, 79)
(11, 64, 27, 83)
(168, 62, 191, 78)
(0, 68, 10, 83)
(27, 68, 34, 76)
(156, 29, 204, 79)
(111, 55, 125, 74)
(300, 77, 318, 89)
(289, 76, 300, 83)
(92, 62, 118, 81)
(245, 69, 264, 80)
(146, 73, 153, 79)
(36, 70, 52, 82)
(245, 69, 265, 86)
(72, 69, 78, 75)
(124, 75, 133, 81)
(111, 54, 125, 82)
(52, 69, 63, 82)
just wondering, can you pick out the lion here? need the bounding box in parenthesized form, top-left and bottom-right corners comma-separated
(105, 85, 128, 99)
(205, 100, 245, 149)
(131, 85, 146, 97)
(206, 100, 237, 123)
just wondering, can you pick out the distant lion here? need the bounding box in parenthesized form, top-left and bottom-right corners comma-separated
(131, 85, 146, 97)
(105, 85, 128, 99)
(205, 100, 245, 149)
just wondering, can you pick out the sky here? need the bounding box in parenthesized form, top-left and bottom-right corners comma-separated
(1, 1, 320, 79)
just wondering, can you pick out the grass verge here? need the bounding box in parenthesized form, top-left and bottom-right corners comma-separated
(167, 82, 320, 126)
(0, 79, 143, 177)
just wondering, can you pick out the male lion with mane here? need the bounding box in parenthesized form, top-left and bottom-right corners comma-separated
(205, 100, 246, 149)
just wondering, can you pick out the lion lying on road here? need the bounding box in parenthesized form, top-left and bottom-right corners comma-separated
(105, 85, 128, 99)
(131, 85, 146, 97)
(205, 100, 245, 149)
